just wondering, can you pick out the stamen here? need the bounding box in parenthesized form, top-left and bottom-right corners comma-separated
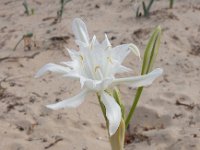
(95, 65, 100, 72)
(94, 65, 104, 79)
(105, 45, 112, 50)
(80, 55, 84, 64)
(107, 57, 113, 64)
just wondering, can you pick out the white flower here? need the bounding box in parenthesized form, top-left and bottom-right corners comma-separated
(35, 18, 163, 136)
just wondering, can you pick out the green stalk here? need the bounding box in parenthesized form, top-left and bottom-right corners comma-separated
(147, 0, 154, 12)
(57, 0, 71, 21)
(136, 6, 141, 17)
(125, 87, 143, 128)
(142, 0, 155, 17)
(142, 1, 147, 17)
(23, 0, 30, 16)
(169, 0, 174, 9)
(125, 26, 162, 128)
(59, 0, 65, 20)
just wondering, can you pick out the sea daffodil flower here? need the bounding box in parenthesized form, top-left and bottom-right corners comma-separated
(35, 18, 163, 136)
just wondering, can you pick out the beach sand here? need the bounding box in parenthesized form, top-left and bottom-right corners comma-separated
(0, 0, 200, 149)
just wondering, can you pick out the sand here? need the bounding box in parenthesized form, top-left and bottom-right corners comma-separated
(0, 0, 200, 149)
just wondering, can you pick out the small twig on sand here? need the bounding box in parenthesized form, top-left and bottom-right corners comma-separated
(50, 35, 70, 43)
(13, 37, 24, 51)
(0, 52, 40, 62)
(44, 137, 63, 149)
(176, 100, 194, 110)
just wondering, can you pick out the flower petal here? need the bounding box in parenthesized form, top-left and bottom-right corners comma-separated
(90, 35, 99, 49)
(67, 48, 80, 61)
(113, 68, 163, 88)
(63, 70, 80, 78)
(46, 89, 88, 110)
(72, 18, 90, 46)
(83, 78, 113, 91)
(110, 60, 132, 75)
(111, 43, 140, 63)
(113, 65, 132, 74)
(75, 40, 88, 47)
(60, 60, 79, 69)
(101, 91, 121, 136)
(129, 43, 141, 59)
(35, 63, 70, 78)
(101, 34, 112, 50)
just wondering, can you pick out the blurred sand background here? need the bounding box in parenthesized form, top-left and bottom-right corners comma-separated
(0, 0, 200, 149)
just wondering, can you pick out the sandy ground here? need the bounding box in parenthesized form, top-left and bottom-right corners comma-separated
(0, 0, 200, 150)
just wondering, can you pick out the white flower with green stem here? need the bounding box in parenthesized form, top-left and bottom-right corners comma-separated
(36, 18, 163, 150)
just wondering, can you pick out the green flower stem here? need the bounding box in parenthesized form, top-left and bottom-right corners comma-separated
(125, 87, 143, 128)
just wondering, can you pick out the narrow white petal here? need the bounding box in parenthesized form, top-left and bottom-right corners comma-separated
(113, 65, 132, 74)
(63, 71, 81, 79)
(111, 44, 131, 63)
(90, 35, 99, 48)
(102, 34, 111, 50)
(35, 63, 70, 78)
(84, 78, 113, 91)
(75, 40, 88, 47)
(111, 43, 140, 63)
(67, 48, 80, 60)
(46, 89, 88, 110)
(80, 76, 86, 88)
(101, 92, 121, 136)
(60, 61, 79, 69)
(60, 61, 73, 67)
(72, 18, 89, 45)
(113, 68, 163, 88)
(110, 59, 132, 75)
(129, 43, 141, 59)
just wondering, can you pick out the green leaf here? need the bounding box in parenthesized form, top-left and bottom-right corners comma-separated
(125, 26, 162, 128)
(142, 1, 147, 16)
(147, 0, 155, 12)
(141, 26, 161, 74)
(136, 6, 140, 18)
